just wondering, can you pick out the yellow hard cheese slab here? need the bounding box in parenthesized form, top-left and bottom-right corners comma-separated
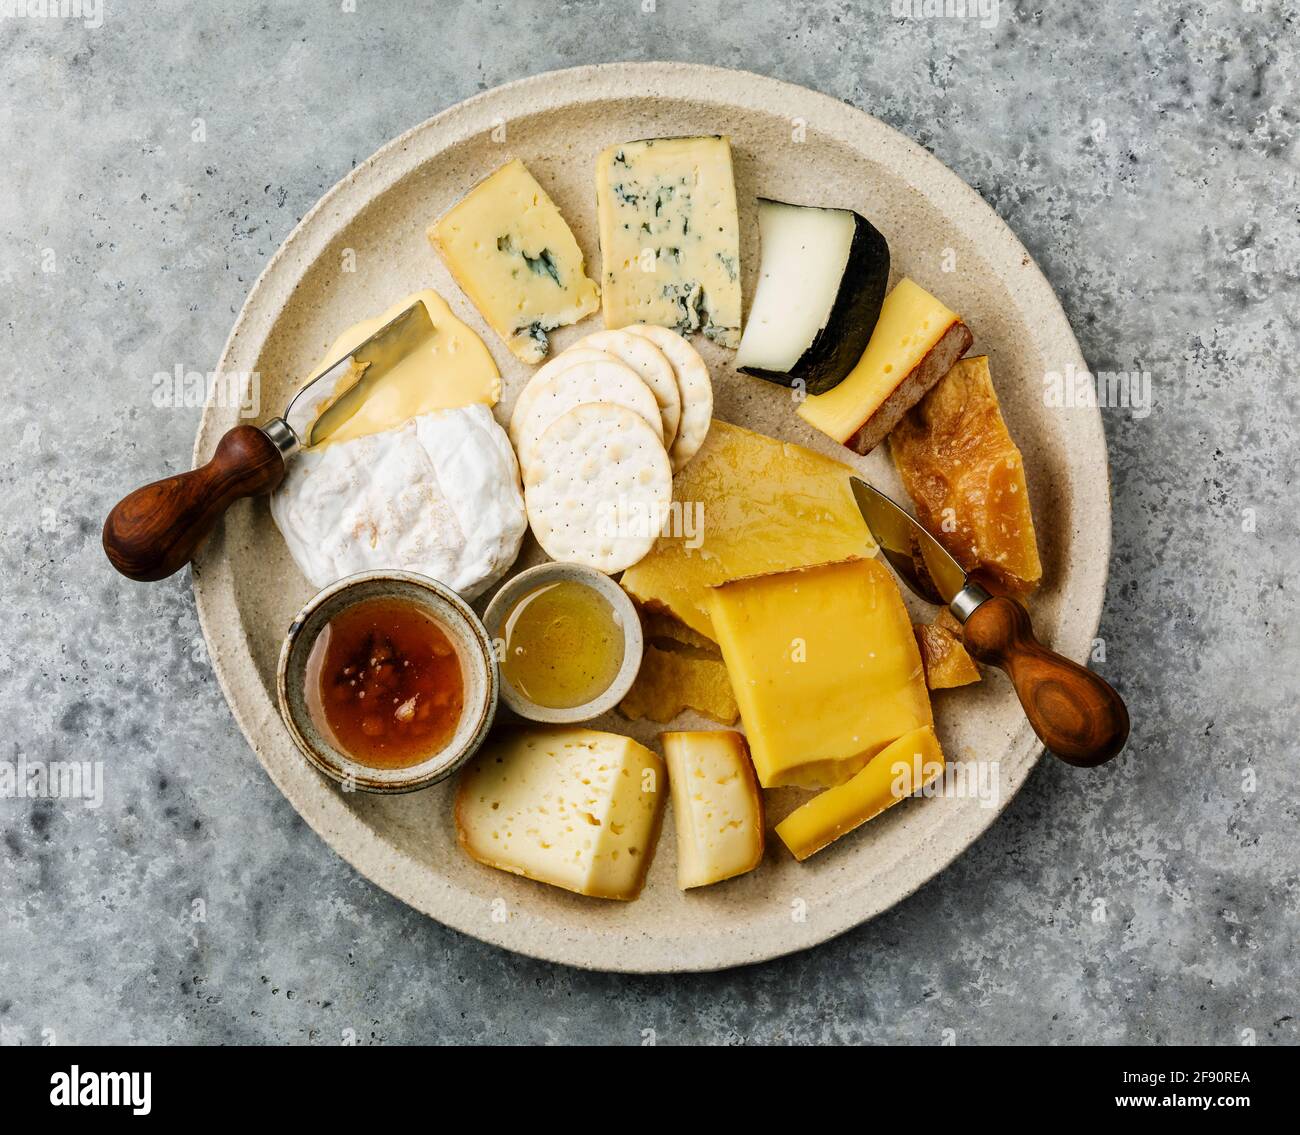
(797, 278, 971, 454)
(308, 289, 499, 447)
(662, 731, 764, 889)
(430, 159, 599, 363)
(595, 136, 742, 347)
(776, 726, 945, 861)
(620, 420, 877, 640)
(708, 557, 933, 789)
(455, 727, 665, 901)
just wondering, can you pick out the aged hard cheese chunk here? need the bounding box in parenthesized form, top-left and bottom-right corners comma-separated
(797, 278, 973, 455)
(595, 136, 742, 347)
(776, 726, 945, 861)
(619, 644, 739, 725)
(305, 289, 500, 447)
(429, 159, 600, 363)
(620, 421, 877, 640)
(914, 608, 981, 690)
(890, 355, 1042, 594)
(708, 558, 933, 789)
(455, 727, 666, 901)
(662, 731, 764, 889)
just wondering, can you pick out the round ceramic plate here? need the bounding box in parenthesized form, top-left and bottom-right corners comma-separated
(193, 63, 1109, 972)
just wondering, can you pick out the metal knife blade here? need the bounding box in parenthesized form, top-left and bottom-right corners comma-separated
(850, 477, 971, 610)
(283, 301, 436, 449)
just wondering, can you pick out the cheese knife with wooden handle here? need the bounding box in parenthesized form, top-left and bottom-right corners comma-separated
(103, 302, 436, 582)
(850, 477, 1129, 767)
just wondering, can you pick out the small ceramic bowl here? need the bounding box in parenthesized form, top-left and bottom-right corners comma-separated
(277, 571, 498, 794)
(483, 562, 643, 724)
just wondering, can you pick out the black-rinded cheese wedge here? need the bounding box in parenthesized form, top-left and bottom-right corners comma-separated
(736, 199, 890, 395)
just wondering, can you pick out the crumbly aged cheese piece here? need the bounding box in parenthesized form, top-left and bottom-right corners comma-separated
(595, 136, 742, 347)
(306, 290, 500, 447)
(914, 608, 981, 690)
(625, 324, 713, 471)
(514, 357, 663, 468)
(429, 159, 600, 363)
(662, 731, 764, 888)
(618, 644, 739, 725)
(797, 278, 973, 455)
(455, 727, 666, 900)
(270, 404, 525, 598)
(776, 726, 945, 861)
(620, 421, 877, 640)
(890, 355, 1043, 594)
(523, 402, 672, 574)
(708, 558, 934, 789)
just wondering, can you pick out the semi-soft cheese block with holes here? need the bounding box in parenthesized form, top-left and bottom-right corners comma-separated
(455, 727, 666, 900)
(662, 730, 763, 888)
(270, 403, 526, 598)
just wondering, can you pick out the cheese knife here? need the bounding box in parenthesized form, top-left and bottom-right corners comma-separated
(103, 302, 436, 582)
(850, 477, 1129, 767)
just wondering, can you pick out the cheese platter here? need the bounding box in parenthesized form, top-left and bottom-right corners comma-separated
(108, 64, 1123, 971)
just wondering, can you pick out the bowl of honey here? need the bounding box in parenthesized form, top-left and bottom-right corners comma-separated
(484, 563, 643, 724)
(277, 571, 498, 793)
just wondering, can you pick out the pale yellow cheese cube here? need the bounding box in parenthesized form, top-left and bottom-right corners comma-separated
(662, 731, 764, 889)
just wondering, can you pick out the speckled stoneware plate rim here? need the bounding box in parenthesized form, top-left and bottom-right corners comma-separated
(191, 63, 1111, 973)
(276, 570, 499, 793)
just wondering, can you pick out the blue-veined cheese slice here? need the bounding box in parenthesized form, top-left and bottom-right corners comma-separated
(430, 159, 600, 363)
(595, 136, 742, 348)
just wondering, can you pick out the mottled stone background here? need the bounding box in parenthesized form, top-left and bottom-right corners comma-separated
(1, 0, 1296, 1046)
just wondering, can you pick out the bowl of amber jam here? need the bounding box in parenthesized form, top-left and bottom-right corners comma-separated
(277, 571, 498, 793)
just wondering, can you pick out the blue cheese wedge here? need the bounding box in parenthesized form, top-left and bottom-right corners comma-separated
(456, 727, 666, 900)
(595, 136, 742, 348)
(429, 159, 600, 363)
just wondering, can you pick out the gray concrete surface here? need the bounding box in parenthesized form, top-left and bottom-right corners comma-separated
(1, 0, 1296, 1046)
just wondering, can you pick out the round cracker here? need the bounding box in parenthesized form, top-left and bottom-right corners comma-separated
(507, 347, 611, 449)
(577, 329, 682, 449)
(523, 402, 672, 574)
(515, 357, 663, 470)
(624, 324, 713, 471)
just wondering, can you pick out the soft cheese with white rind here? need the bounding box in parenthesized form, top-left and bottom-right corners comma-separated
(576, 329, 682, 448)
(270, 403, 526, 598)
(523, 402, 672, 574)
(595, 136, 742, 347)
(736, 199, 890, 395)
(515, 358, 663, 468)
(507, 346, 611, 450)
(429, 159, 600, 363)
(662, 730, 764, 889)
(624, 324, 713, 471)
(456, 727, 666, 900)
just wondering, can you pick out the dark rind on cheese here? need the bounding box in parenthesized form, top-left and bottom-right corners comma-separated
(739, 200, 891, 395)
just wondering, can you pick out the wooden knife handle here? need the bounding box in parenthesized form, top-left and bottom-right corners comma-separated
(961, 595, 1130, 767)
(103, 425, 285, 582)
